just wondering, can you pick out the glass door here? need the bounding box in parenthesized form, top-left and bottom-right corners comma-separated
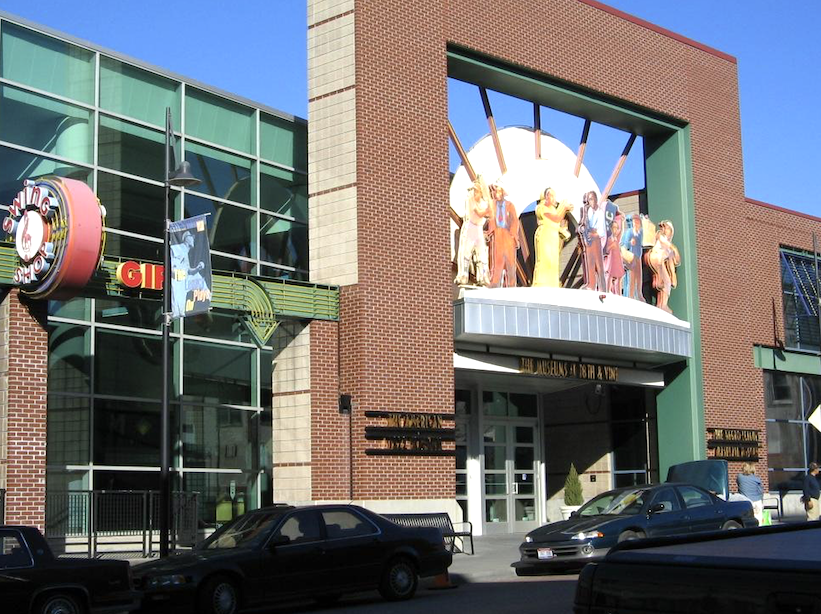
(483, 420, 540, 534)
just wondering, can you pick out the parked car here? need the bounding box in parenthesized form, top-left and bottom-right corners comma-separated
(0, 525, 140, 614)
(133, 503, 452, 613)
(512, 482, 756, 574)
(574, 522, 821, 613)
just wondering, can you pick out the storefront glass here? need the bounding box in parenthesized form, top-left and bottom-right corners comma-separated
(99, 56, 180, 126)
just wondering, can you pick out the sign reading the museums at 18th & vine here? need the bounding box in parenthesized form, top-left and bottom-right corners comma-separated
(519, 357, 618, 382)
(707, 428, 760, 461)
(364, 411, 455, 456)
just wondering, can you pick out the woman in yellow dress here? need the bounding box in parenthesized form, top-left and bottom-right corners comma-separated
(532, 187, 573, 287)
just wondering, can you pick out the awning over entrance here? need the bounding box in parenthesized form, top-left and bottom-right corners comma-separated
(453, 287, 691, 369)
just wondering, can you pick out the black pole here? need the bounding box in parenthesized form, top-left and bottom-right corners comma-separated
(160, 107, 172, 558)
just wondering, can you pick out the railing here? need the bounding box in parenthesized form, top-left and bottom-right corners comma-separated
(45, 490, 198, 558)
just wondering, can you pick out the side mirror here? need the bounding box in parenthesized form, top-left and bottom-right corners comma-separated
(569, 511, 580, 519)
(267, 534, 290, 550)
(648, 503, 665, 515)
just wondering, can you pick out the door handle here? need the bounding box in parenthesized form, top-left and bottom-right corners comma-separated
(512, 483, 519, 495)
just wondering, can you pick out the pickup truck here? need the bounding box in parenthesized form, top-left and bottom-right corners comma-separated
(574, 522, 821, 614)
(0, 525, 140, 614)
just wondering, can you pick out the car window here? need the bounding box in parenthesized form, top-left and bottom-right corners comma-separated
(679, 486, 713, 509)
(201, 511, 283, 549)
(276, 511, 322, 544)
(578, 489, 648, 516)
(0, 532, 33, 569)
(650, 488, 681, 513)
(322, 510, 378, 539)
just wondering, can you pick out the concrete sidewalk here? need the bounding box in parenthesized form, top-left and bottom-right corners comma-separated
(447, 533, 526, 584)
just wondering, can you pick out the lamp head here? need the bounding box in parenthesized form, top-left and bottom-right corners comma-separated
(168, 161, 201, 188)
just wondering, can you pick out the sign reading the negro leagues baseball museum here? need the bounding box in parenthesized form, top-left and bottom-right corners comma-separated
(519, 357, 619, 382)
(364, 411, 456, 456)
(3, 177, 105, 300)
(707, 428, 760, 461)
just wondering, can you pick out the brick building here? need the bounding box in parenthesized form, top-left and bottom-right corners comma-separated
(0, 2, 819, 538)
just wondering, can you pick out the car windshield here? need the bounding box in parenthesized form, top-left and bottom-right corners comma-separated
(198, 511, 284, 550)
(577, 488, 649, 516)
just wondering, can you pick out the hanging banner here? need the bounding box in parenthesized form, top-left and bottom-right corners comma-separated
(169, 215, 212, 319)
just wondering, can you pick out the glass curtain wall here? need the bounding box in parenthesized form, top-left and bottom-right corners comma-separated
(0, 18, 299, 527)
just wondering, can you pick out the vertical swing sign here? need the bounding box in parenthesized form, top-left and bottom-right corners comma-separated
(2, 177, 105, 299)
(169, 214, 212, 319)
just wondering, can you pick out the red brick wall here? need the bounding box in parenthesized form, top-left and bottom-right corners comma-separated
(5, 289, 48, 528)
(331, 0, 811, 499)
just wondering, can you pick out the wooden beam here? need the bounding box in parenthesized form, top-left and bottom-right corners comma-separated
(480, 87, 507, 175)
(574, 119, 591, 178)
(600, 133, 637, 202)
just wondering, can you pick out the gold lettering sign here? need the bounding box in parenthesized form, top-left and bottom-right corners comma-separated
(707, 428, 760, 461)
(519, 357, 618, 382)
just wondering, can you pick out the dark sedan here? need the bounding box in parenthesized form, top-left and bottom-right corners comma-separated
(512, 483, 757, 574)
(0, 525, 139, 614)
(133, 503, 452, 613)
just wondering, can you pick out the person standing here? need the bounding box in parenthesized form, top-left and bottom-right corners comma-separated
(803, 462, 821, 521)
(736, 462, 763, 525)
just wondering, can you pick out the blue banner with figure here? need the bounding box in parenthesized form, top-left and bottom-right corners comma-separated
(169, 215, 212, 319)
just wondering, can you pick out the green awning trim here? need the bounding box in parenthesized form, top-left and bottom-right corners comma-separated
(0, 243, 338, 346)
(754, 345, 821, 376)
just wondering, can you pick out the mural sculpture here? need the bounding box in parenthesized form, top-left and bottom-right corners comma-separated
(488, 180, 521, 288)
(620, 213, 644, 301)
(532, 187, 574, 288)
(455, 175, 492, 286)
(645, 220, 680, 313)
(579, 190, 607, 292)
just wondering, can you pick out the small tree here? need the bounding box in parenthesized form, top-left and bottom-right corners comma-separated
(564, 463, 584, 506)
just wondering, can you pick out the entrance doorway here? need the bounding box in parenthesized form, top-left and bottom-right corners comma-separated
(483, 419, 541, 534)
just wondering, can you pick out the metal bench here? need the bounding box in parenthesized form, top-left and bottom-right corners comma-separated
(383, 512, 474, 555)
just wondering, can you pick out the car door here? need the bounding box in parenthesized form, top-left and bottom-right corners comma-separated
(319, 508, 383, 592)
(644, 487, 691, 537)
(0, 529, 35, 614)
(263, 510, 328, 601)
(677, 485, 725, 532)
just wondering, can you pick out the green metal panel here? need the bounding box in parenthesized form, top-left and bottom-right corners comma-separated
(0, 244, 338, 345)
(754, 345, 821, 376)
(644, 126, 705, 475)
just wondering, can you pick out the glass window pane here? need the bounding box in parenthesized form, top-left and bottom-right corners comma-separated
(0, 84, 93, 163)
(95, 297, 162, 330)
(514, 446, 534, 471)
(515, 426, 534, 444)
(260, 349, 273, 412)
(766, 421, 805, 471)
(186, 89, 253, 154)
(94, 470, 160, 491)
(48, 323, 90, 393)
(510, 393, 537, 417)
(260, 114, 306, 170)
(181, 405, 257, 471)
(215, 253, 255, 275)
(484, 446, 505, 470)
(0, 145, 90, 205)
(516, 499, 536, 521)
(484, 473, 506, 494)
(48, 298, 90, 320)
(99, 56, 180, 126)
(483, 425, 506, 443)
(1, 23, 94, 104)
(260, 215, 307, 270)
(185, 142, 252, 204)
(103, 233, 162, 262)
(94, 398, 161, 466)
(99, 115, 165, 182)
(184, 194, 254, 257)
(47, 396, 89, 465)
(97, 172, 167, 239)
(455, 389, 471, 415)
(184, 471, 256, 529)
(184, 310, 252, 344)
(95, 329, 175, 399)
(485, 499, 507, 523)
(183, 340, 254, 406)
(482, 391, 507, 416)
(259, 264, 307, 281)
(321, 510, 376, 538)
(260, 165, 307, 220)
(612, 421, 647, 471)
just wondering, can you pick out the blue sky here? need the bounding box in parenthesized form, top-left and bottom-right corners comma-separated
(0, 0, 817, 217)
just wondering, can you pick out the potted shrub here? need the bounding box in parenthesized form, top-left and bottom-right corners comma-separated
(560, 462, 584, 520)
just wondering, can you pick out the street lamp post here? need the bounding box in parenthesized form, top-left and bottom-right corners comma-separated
(160, 107, 200, 558)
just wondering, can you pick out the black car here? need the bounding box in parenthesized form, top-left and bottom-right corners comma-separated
(512, 482, 757, 574)
(133, 503, 452, 613)
(0, 525, 140, 614)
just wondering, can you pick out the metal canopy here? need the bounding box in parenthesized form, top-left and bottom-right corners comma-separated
(453, 287, 691, 369)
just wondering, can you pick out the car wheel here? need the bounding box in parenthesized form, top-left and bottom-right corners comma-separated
(378, 556, 418, 601)
(198, 575, 240, 614)
(36, 593, 85, 614)
(722, 520, 742, 530)
(617, 530, 645, 543)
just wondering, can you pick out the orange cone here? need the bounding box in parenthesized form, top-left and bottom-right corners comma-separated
(428, 569, 458, 590)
